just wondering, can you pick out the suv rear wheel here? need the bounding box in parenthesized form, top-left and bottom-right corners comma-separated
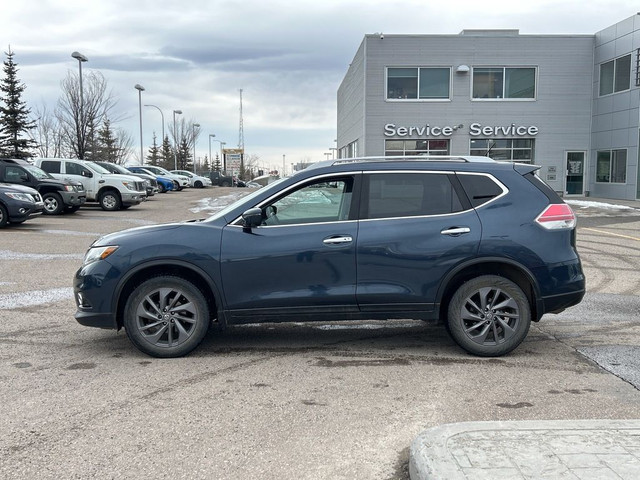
(0, 204, 7, 227)
(124, 276, 210, 358)
(42, 192, 64, 215)
(447, 275, 531, 357)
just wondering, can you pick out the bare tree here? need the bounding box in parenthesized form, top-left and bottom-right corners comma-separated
(55, 70, 119, 159)
(29, 103, 64, 158)
(168, 118, 201, 169)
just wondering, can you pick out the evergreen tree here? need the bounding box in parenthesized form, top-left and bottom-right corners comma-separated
(213, 154, 222, 172)
(0, 47, 36, 158)
(146, 133, 160, 165)
(94, 118, 118, 162)
(160, 134, 173, 170)
(178, 137, 191, 170)
(202, 155, 210, 173)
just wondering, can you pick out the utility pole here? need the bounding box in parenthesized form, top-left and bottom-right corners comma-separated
(238, 89, 244, 178)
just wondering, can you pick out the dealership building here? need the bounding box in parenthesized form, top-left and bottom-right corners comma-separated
(337, 13, 640, 200)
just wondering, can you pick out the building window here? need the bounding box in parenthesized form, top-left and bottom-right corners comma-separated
(385, 139, 450, 156)
(596, 149, 627, 183)
(472, 67, 536, 99)
(339, 140, 358, 159)
(386, 67, 450, 100)
(599, 54, 631, 96)
(469, 139, 535, 162)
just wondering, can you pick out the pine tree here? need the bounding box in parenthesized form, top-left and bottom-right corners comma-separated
(178, 137, 191, 170)
(202, 155, 210, 173)
(160, 134, 173, 170)
(213, 154, 222, 172)
(0, 47, 36, 158)
(94, 118, 118, 163)
(146, 133, 160, 165)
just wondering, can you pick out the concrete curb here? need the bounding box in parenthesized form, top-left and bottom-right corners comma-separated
(409, 419, 640, 479)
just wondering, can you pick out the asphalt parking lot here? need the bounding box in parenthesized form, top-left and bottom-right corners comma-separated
(1, 189, 639, 480)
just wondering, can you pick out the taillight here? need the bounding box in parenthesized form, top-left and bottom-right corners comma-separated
(535, 203, 576, 230)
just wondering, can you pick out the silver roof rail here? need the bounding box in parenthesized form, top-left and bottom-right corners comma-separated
(332, 155, 496, 165)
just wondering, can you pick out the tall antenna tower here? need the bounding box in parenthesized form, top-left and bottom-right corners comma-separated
(238, 89, 244, 150)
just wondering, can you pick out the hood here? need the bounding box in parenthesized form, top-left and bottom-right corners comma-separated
(0, 182, 39, 195)
(106, 173, 143, 183)
(94, 223, 182, 247)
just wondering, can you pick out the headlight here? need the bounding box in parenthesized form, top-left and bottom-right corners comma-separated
(83, 246, 119, 265)
(63, 185, 74, 192)
(4, 192, 34, 202)
(121, 181, 135, 191)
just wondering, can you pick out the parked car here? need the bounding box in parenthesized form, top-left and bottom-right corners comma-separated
(0, 158, 86, 214)
(0, 183, 44, 227)
(74, 156, 585, 358)
(126, 166, 174, 193)
(170, 170, 212, 188)
(130, 165, 189, 190)
(210, 170, 233, 187)
(94, 161, 158, 197)
(36, 158, 146, 211)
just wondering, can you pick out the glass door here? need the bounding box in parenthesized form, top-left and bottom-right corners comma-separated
(566, 151, 585, 196)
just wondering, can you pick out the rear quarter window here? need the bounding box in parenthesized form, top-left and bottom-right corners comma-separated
(457, 173, 505, 208)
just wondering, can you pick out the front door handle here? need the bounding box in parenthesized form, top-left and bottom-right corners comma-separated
(323, 235, 353, 245)
(440, 227, 471, 236)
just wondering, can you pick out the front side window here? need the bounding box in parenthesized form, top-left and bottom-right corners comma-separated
(261, 177, 354, 226)
(469, 139, 534, 162)
(3, 166, 28, 182)
(596, 149, 627, 183)
(600, 54, 631, 96)
(387, 67, 450, 100)
(363, 173, 462, 219)
(65, 162, 91, 177)
(473, 67, 535, 99)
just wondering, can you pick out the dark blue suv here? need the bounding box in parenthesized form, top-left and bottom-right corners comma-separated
(74, 157, 585, 357)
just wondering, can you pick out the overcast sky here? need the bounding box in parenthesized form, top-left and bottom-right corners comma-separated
(2, 1, 638, 170)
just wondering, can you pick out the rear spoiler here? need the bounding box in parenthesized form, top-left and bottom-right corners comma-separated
(513, 163, 541, 175)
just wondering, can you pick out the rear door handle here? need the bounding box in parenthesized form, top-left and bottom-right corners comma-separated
(323, 235, 353, 245)
(440, 227, 471, 236)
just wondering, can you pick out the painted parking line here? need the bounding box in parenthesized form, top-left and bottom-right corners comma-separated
(582, 227, 640, 242)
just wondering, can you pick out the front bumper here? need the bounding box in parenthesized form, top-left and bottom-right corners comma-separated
(73, 261, 119, 329)
(8, 200, 44, 222)
(60, 190, 87, 207)
(121, 192, 145, 206)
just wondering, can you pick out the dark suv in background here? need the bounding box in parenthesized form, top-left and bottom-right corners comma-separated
(0, 158, 86, 214)
(74, 156, 585, 358)
(0, 182, 44, 227)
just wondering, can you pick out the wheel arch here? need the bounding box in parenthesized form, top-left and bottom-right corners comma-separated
(113, 260, 224, 330)
(437, 258, 543, 323)
(97, 186, 121, 199)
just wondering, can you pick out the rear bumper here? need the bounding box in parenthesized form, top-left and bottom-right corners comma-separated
(533, 257, 585, 318)
(541, 288, 586, 315)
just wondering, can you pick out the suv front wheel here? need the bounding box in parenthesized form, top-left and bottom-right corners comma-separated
(123, 276, 210, 357)
(447, 275, 531, 357)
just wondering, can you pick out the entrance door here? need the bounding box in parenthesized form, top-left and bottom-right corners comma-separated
(566, 152, 585, 195)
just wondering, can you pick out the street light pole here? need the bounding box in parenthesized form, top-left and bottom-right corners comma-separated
(134, 84, 145, 164)
(144, 104, 165, 148)
(172, 109, 182, 170)
(208, 134, 215, 171)
(192, 123, 200, 173)
(71, 51, 88, 159)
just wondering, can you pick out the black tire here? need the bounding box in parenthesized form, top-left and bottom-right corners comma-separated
(194, 180, 203, 188)
(447, 275, 531, 357)
(42, 192, 64, 215)
(124, 276, 210, 358)
(99, 190, 122, 211)
(158, 183, 166, 193)
(0, 203, 8, 228)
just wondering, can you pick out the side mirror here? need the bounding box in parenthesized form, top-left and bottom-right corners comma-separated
(241, 207, 263, 231)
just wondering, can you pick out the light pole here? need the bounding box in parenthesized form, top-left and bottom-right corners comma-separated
(134, 84, 145, 164)
(172, 109, 182, 170)
(144, 104, 165, 147)
(71, 51, 88, 159)
(192, 123, 200, 173)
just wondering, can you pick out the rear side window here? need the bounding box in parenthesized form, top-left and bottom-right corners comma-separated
(524, 172, 563, 203)
(363, 173, 463, 219)
(40, 160, 60, 174)
(457, 173, 504, 208)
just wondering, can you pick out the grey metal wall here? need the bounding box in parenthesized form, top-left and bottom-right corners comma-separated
(591, 14, 640, 200)
(338, 30, 597, 195)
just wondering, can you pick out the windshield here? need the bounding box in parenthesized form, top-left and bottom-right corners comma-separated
(24, 165, 53, 180)
(147, 166, 169, 175)
(110, 164, 130, 175)
(85, 162, 111, 174)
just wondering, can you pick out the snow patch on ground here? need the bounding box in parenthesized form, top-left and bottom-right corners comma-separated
(0, 250, 83, 260)
(41, 229, 102, 237)
(566, 200, 638, 211)
(0, 287, 73, 310)
(190, 193, 250, 213)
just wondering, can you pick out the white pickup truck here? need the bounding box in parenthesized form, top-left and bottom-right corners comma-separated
(35, 158, 146, 211)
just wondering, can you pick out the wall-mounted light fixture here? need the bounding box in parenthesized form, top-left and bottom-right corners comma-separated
(452, 124, 464, 131)
(456, 65, 470, 73)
